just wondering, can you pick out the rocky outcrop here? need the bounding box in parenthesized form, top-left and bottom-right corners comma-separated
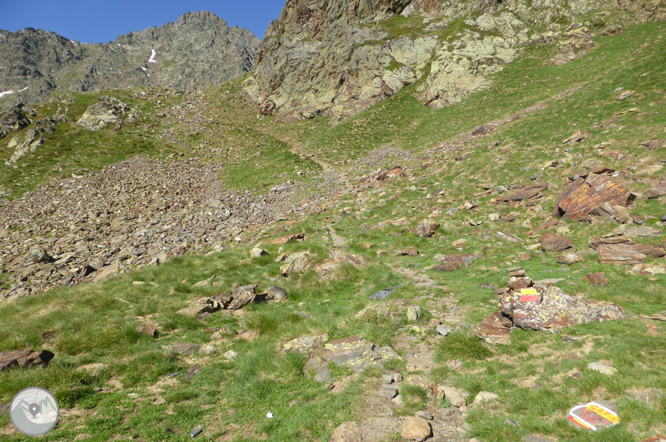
(244, 0, 659, 122)
(5, 114, 64, 166)
(0, 12, 259, 111)
(76, 95, 139, 131)
(0, 104, 34, 139)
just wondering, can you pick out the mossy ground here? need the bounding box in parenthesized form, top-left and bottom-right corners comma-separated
(1, 21, 666, 442)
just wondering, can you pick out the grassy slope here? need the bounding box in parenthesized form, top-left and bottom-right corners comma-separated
(1, 21, 665, 442)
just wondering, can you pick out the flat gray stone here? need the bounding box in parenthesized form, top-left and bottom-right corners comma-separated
(436, 325, 453, 336)
(415, 411, 434, 421)
(378, 386, 399, 399)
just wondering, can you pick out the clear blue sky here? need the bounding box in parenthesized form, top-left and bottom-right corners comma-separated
(0, 0, 286, 42)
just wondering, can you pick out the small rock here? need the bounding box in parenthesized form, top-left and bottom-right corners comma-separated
(407, 306, 421, 322)
(77, 363, 107, 377)
(395, 247, 419, 257)
(540, 233, 573, 252)
(379, 386, 399, 399)
(401, 416, 432, 442)
(507, 266, 526, 277)
(436, 325, 453, 336)
(587, 362, 617, 375)
(505, 419, 520, 427)
(415, 220, 440, 238)
(584, 272, 609, 286)
(627, 388, 663, 405)
(169, 342, 201, 356)
(223, 350, 238, 360)
(282, 335, 327, 357)
(415, 411, 434, 421)
(199, 343, 217, 356)
(250, 247, 269, 258)
(382, 374, 394, 385)
(641, 436, 666, 442)
(191, 425, 203, 438)
(185, 364, 201, 381)
(329, 421, 363, 442)
(262, 286, 288, 302)
(474, 391, 499, 405)
(137, 326, 159, 337)
(558, 252, 583, 264)
(441, 386, 466, 408)
(369, 285, 402, 300)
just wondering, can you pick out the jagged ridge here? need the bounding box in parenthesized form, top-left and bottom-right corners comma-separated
(0, 11, 260, 111)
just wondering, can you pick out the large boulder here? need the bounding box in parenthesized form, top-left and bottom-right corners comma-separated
(498, 284, 625, 332)
(76, 96, 140, 131)
(553, 173, 634, 221)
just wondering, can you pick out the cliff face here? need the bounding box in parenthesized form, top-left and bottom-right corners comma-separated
(0, 11, 260, 110)
(243, 0, 666, 122)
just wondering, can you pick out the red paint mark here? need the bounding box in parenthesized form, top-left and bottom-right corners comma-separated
(521, 295, 539, 302)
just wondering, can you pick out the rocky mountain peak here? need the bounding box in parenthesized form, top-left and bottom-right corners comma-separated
(267, 0, 412, 40)
(177, 10, 229, 26)
(0, 12, 259, 111)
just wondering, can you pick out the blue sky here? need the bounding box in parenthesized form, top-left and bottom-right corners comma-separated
(0, 1, 286, 42)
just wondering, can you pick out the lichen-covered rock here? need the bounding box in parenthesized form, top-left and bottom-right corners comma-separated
(499, 284, 625, 332)
(76, 96, 140, 131)
(281, 334, 327, 357)
(317, 335, 401, 372)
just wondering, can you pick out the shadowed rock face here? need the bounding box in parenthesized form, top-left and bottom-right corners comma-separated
(0, 11, 260, 111)
(244, 0, 664, 123)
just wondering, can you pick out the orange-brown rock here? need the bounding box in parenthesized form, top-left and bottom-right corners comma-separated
(599, 244, 648, 265)
(471, 312, 513, 345)
(589, 236, 634, 250)
(502, 184, 548, 202)
(401, 416, 432, 442)
(553, 174, 634, 221)
(641, 436, 666, 442)
(540, 232, 573, 252)
(378, 166, 405, 180)
(584, 272, 609, 286)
